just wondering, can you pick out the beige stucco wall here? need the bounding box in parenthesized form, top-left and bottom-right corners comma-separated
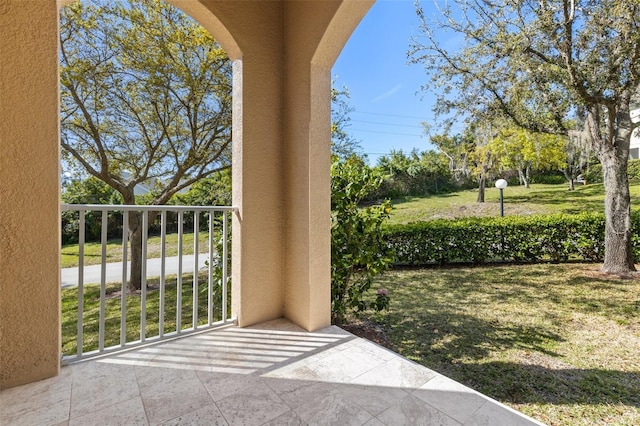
(0, 0, 372, 388)
(0, 0, 61, 389)
(282, 0, 374, 330)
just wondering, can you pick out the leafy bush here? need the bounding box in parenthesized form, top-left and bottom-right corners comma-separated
(628, 159, 640, 181)
(530, 171, 566, 185)
(61, 177, 123, 244)
(384, 212, 640, 265)
(583, 159, 640, 184)
(331, 156, 393, 325)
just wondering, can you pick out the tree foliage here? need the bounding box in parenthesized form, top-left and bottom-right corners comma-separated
(60, 0, 232, 289)
(491, 127, 566, 189)
(376, 149, 452, 198)
(331, 83, 362, 159)
(411, 0, 640, 273)
(430, 125, 498, 202)
(172, 169, 232, 207)
(60, 0, 232, 205)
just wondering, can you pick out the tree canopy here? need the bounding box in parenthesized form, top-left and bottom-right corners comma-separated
(60, 0, 232, 289)
(411, 0, 640, 273)
(60, 0, 232, 207)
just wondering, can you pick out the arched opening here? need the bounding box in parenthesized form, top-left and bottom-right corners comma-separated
(57, 0, 241, 362)
(0, 0, 374, 388)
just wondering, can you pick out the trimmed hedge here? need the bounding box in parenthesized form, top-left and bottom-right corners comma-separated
(384, 212, 640, 265)
(583, 158, 640, 184)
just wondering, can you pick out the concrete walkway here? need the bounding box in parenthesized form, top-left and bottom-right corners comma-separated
(61, 254, 209, 288)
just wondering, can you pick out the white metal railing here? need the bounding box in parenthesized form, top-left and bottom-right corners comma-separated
(60, 204, 237, 363)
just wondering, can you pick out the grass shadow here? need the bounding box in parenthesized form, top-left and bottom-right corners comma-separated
(365, 264, 640, 422)
(432, 361, 640, 408)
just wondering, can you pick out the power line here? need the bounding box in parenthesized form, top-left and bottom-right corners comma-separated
(350, 128, 424, 137)
(353, 110, 432, 121)
(351, 119, 423, 129)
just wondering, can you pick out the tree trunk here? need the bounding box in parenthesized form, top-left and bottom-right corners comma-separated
(561, 168, 575, 191)
(601, 148, 636, 273)
(477, 176, 486, 203)
(590, 105, 636, 274)
(524, 164, 531, 189)
(122, 193, 144, 291)
(128, 211, 144, 291)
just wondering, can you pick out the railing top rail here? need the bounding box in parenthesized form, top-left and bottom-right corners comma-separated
(61, 204, 237, 213)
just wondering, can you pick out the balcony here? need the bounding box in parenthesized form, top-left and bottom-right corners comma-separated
(0, 318, 543, 425)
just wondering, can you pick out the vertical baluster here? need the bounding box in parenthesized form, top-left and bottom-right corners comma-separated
(208, 210, 214, 325)
(159, 210, 166, 337)
(76, 209, 85, 358)
(193, 212, 199, 329)
(222, 210, 229, 322)
(120, 211, 128, 347)
(140, 210, 148, 342)
(99, 210, 107, 352)
(176, 210, 183, 333)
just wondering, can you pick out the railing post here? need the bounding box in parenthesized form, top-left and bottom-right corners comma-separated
(193, 212, 199, 329)
(159, 210, 166, 337)
(176, 210, 184, 334)
(222, 210, 229, 323)
(140, 210, 148, 342)
(98, 211, 108, 352)
(208, 210, 214, 326)
(76, 209, 85, 358)
(120, 212, 128, 347)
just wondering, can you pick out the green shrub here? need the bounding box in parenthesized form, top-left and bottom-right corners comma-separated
(61, 177, 124, 244)
(583, 159, 640, 184)
(384, 212, 640, 265)
(331, 156, 393, 325)
(530, 171, 566, 185)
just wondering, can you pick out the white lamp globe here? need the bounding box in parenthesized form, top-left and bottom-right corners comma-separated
(495, 179, 508, 190)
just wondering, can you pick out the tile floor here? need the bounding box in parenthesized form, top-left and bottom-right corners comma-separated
(0, 319, 545, 425)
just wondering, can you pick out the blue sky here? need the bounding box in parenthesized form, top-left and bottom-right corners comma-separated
(332, 0, 439, 164)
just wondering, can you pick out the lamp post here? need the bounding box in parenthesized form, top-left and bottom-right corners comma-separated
(495, 179, 508, 217)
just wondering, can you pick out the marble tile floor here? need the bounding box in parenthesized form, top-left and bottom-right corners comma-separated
(0, 319, 545, 426)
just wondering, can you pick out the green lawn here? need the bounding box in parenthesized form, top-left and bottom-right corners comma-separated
(61, 231, 212, 268)
(362, 263, 640, 426)
(61, 273, 230, 356)
(389, 181, 640, 224)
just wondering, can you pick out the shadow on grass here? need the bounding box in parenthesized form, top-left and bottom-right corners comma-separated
(391, 264, 640, 322)
(368, 264, 640, 412)
(437, 361, 640, 408)
(379, 309, 562, 363)
(379, 307, 639, 408)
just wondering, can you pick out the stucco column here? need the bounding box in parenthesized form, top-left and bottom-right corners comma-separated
(281, 1, 373, 331)
(213, 2, 286, 328)
(231, 55, 286, 327)
(0, 0, 61, 388)
(282, 62, 333, 331)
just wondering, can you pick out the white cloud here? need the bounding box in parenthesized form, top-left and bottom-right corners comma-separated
(371, 83, 402, 103)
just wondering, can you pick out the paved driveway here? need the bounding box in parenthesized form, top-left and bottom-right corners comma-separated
(61, 254, 209, 287)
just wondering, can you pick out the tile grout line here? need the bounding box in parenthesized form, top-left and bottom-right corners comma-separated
(194, 367, 231, 426)
(131, 363, 151, 425)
